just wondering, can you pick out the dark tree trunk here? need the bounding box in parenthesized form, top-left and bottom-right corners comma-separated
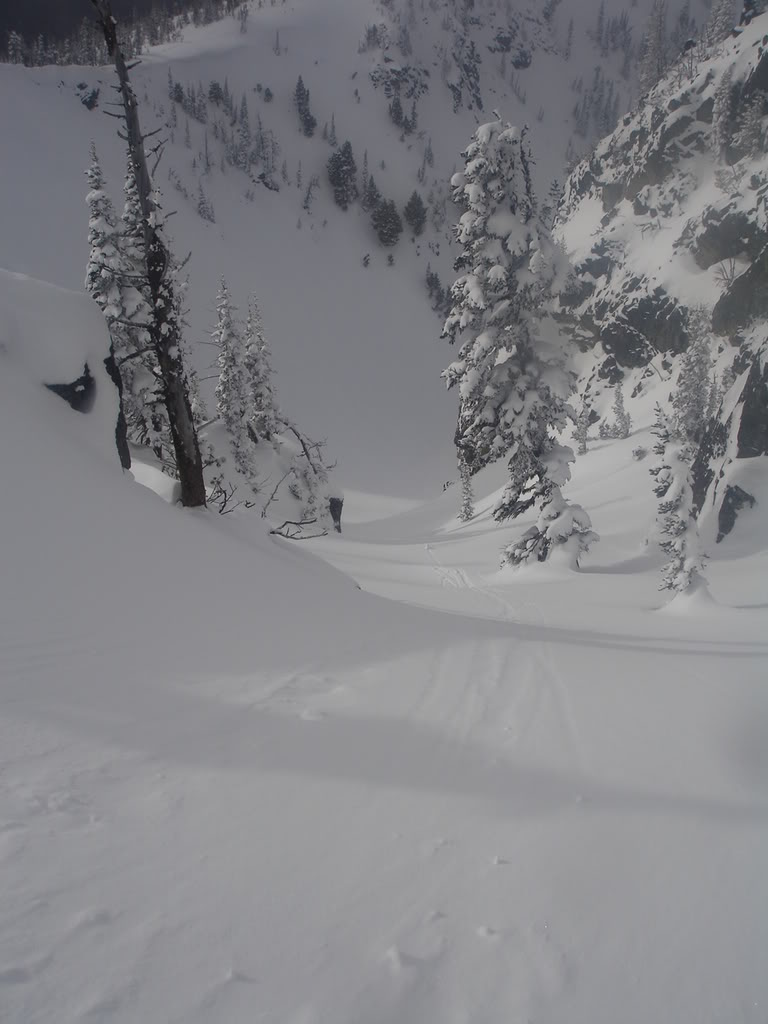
(104, 345, 132, 470)
(90, 0, 206, 508)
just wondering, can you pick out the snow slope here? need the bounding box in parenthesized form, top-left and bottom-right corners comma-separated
(1, 270, 767, 1024)
(0, 0, 691, 497)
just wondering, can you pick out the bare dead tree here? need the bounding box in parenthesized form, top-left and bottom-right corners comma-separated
(90, 0, 206, 508)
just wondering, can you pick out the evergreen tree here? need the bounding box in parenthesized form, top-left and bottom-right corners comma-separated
(119, 163, 173, 463)
(196, 180, 215, 222)
(362, 172, 381, 212)
(575, 397, 589, 455)
(649, 405, 707, 595)
(371, 199, 403, 245)
(242, 297, 279, 442)
(708, 0, 736, 42)
(733, 93, 765, 157)
(458, 451, 475, 522)
(713, 67, 734, 157)
(214, 278, 259, 485)
(238, 94, 251, 169)
(294, 75, 316, 137)
(441, 118, 596, 568)
(329, 113, 338, 147)
(389, 94, 404, 127)
(403, 190, 427, 235)
(612, 385, 632, 439)
(327, 141, 358, 210)
(639, 0, 669, 94)
(672, 306, 712, 445)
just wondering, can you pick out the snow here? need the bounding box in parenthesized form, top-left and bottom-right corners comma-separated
(1, 314, 766, 1021)
(1, 3, 767, 1022)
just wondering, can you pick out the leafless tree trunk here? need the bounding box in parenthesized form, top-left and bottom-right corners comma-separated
(90, 0, 206, 507)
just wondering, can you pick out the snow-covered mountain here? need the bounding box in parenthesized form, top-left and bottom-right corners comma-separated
(555, 11, 768, 540)
(0, 0, 694, 496)
(1, 3, 768, 1024)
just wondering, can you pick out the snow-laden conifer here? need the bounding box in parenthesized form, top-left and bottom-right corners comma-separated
(650, 405, 708, 595)
(575, 397, 589, 456)
(442, 118, 596, 568)
(119, 163, 174, 464)
(639, 0, 669, 94)
(457, 452, 475, 522)
(213, 278, 259, 486)
(673, 306, 712, 445)
(707, 0, 736, 43)
(612, 385, 632, 439)
(242, 297, 279, 442)
(713, 67, 734, 157)
(733, 94, 765, 158)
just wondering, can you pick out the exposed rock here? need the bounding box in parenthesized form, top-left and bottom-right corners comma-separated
(45, 362, 96, 413)
(717, 485, 757, 541)
(687, 202, 766, 269)
(712, 244, 768, 334)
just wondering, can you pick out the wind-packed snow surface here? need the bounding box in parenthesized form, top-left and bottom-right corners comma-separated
(1, 2, 768, 1020)
(1, 269, 767, 1024)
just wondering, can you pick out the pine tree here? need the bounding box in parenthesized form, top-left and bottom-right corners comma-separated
(119, 163, 173, 463)
(329, 113, 338, 147)
(294, 75, 316, 137)
(327, 141, 358, 209)
(362, 173, 381, 212)
(238, 94, 251, 169)
(649, 405, 707, 595)
(575, 397, 589, 455)
(371, 199, 403, 245)
(441, 118, 596, 568)
(242, 297, 279, 442)
(214, 278, 259, 485)
(196, 180, 215, 222)
(389, 94, 404, 127)
(733, 93, 765, 157)
(403, 191, 427, 235)
(672, 306, 712, 445)
(708, 0, 736, 43)
(713, 67, 734, 157)
(639, 0, 669, 94)
(458, 451, 475, 521)
(612, 385, 632, 439)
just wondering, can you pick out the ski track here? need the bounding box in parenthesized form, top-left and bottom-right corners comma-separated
(425, 541, 586, 769)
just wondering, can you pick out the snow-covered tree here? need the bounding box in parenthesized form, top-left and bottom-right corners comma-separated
(327, 141, 358, 210)
(649, 405, 707, 595)
(457, 451, 475, 521)
(441, 118, 596, 568)
(639, 0, 669, 94)
(85, 143, 124, 324)
(371, 199, 403, 245)
(362, 172, 382, 212)
(707, 0, 736, 43)
(237, 94, 251, 169)
(673, 306, 712, 445)
(213, 278, 259, 486)
(575, 396, 590, 455)
(733, 93, 765, 158)
(403, 190, 427, 235)
(86, 144, 174, 466)
(713, 67, 734, 157)
(294, 75, 316, 137)
(119, 163, 174, 464)
(612, 385, 632, 439)
(242, 297, 279, 442)
(196, 180, 215, 222)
